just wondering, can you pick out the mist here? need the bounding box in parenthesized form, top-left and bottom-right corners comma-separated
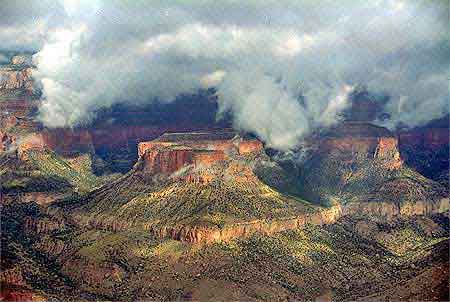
(2, 0, 448, 150)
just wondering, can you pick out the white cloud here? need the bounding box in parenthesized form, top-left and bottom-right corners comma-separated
(1, 0, 447, 150)
(201, 70, 227, 88)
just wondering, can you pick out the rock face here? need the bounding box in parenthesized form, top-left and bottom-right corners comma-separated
(41, 129, 95, 156)
(318, 122, 403, 169)
(398, 116, 449, 183)
(17, 134, 46, 160)
(0, 66, 34, 91)
(142, 148, 195, 174)
(0, 55, 41, 160)
(237, 139, 264, 154)
(0, 131, 16, 152)
(398, 117, 449, 152)
(287, 122, 443, 207)
(149, 198, 449, 244)
(0, 55, 34, 91)
(10, 55, 32, 66)
(138, 131, 263, 175)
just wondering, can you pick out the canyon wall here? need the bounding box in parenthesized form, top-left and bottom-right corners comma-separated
(397, 116, 449, 182)
(0, 66, 34, 91)
(398, 119, 449, 152)
(72, 197, 448, 244)
(237, 140, 264, 154)
(319, 137, 402, 169)
(316, 122, 403, 170)
(148, 198, 449, 244)
(137, 132, 263, 175)
(142, 148, 195, 174)
(0, 131, 15, 152)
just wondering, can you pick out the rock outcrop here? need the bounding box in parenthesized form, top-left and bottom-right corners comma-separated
(149, 197, 449, 244)
(318, 122, 403, 169)
(0, 67, 34, 91)
(398, 116, 449, 183)
(0, 131, 16, 152)
(0, 55, 34, 92)
(17, 134, 46, 160)
(24, 216, 66, 234)
(138, 131, 263, 175)
(10, 55, 32, 66)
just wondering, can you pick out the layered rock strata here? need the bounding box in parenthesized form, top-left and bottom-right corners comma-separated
(138, 131, 263, 175)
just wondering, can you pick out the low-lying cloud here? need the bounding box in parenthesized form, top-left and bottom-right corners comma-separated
(3, 0, 448, 150)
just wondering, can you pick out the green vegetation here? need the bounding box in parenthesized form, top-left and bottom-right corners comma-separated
(3, 191, 448, 301)
(70, 158, 315, 231)
(26, 150, 103, 192)
(0, 149, 116, 195)
(34, 214, 445, 301)
(296, 151, 445, 206)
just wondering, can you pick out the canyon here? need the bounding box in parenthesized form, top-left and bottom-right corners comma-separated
(0, 53, 449, 302)
(0, 54, 447, 179)
(47, 128, 447, 247)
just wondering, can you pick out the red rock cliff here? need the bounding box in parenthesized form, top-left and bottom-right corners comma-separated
(238, 140, 263, 154)
(138, 131, 263, 175)
(41, 129, 95, 156)
(0, 131, 16, 151)
(398, 127, 449, 153)
(397, 117, 449, 181)
(0, 67, 34, 91)
(318, 122, 403, 169)
(17, 134, 46, 160)
(142, 147, 194, 174)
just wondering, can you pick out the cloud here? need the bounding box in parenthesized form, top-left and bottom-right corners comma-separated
(3, 0, 448, 149)
(0, 53, 9, 64)
(217, 70, 311, 149)
(0, 1, 66, 52)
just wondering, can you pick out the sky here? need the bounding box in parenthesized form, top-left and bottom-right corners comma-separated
(1, 0, 448, 150)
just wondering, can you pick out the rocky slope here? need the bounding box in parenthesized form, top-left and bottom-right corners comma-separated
(1, 127, 448, 301)
(0, 145, 116, 207)
(271, 122, 448, 207)
(1, 53, 448, 301)
(3, 197, 448, 301)
(45, 129, 448, 245)
(0, 55, 40, 141)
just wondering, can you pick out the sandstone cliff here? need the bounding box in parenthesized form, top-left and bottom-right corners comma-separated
(398, 116, 449, 183)
(285, 122, 448, 209)
(49, 129, 448, 245)
(148, 197, 449, 243)
(0, 55, 34, 92)
(138, 131, 263, 175)
(318, 122, 403, 169)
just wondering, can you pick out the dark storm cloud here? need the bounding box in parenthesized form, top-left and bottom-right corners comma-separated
(0, 1, 66, 51)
